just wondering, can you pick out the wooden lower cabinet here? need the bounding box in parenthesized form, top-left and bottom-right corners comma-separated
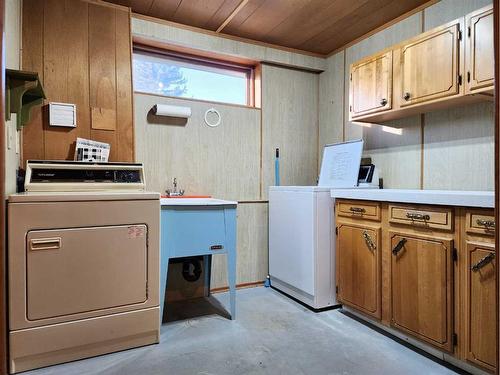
(335, 200, 496, 373)
(465, 242, 496, 371)
(337, 223, 381, 319)
(390, 232, 453, 352)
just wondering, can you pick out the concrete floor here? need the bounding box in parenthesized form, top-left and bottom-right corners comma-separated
(25, 287, 461, 375)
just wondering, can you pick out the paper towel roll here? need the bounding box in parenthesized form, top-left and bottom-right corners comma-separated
(153, 104, 192, 118)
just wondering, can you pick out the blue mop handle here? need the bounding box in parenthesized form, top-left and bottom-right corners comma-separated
(275, 148, 280, 186)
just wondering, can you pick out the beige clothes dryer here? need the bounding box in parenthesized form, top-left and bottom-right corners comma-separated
(7, 162, 160, 374)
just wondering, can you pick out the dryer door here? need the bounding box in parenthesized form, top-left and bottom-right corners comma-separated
(26, 225, 147, 321)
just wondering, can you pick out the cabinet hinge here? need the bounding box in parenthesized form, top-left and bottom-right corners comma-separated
(467, 26, 471, 38)
(453, 333, 458, 346)
(458, 30, 462, 41)
(335, 227, 339, 236)
(146, 282, 149, 298)
(458, 74, 462, 86)
(452, 248, 458, 262)
(350, 73, 352, 81)
(335, 285, 339, 294)
(349, 105, 353, 112)
(467, 71, 471, 83)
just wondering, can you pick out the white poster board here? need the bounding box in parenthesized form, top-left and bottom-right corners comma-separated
(318, 139, 364, 188)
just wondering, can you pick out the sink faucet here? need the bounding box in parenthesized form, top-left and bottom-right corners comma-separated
(166, 177, 185, 197)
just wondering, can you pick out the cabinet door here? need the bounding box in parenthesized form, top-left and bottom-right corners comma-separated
(466, 242, 496, 371)
(349, 51, 392, 119)
(337, 224, 381, 318)
(465, 6, 494, 94)
(399, 23, 460, 107)
(390, 232, 453, 351)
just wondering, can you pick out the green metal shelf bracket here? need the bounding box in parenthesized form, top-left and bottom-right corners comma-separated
(5, 69, 46, 130)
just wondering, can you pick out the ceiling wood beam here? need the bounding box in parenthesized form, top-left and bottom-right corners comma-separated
(216, 0, 248, 33)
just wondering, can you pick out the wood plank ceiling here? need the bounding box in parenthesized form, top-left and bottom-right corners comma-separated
(107, 0, 432, 55)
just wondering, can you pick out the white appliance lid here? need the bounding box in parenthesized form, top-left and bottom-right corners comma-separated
(318, 139, 364, 188)
(269, 186, 331, 192)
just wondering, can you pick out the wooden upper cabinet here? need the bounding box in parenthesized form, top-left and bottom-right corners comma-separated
(465, 242, 496, 371)
(349, 51, 392, 120)
(390, 232, 453, 352)
(398, 22, 461, 108)
(337, 223, 381, 319)
(465, 5, 494, 95)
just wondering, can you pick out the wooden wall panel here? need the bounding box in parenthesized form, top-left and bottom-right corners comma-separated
(21, 0, 134, 164)
(89, 3, 118, 158)
(43, 0, 90, 160)
(261, 64, 319, 199)
(210, 202, 268, 289)
(115, 9, 135, 161)
(134, 93, 261, 201)
(423, 102, 494, 190)
(1, 0, 6, 371)
(318, 50, 344, 166)
(5, 0, 20, 196)
(131, 17, 326, 72)
(21, 0, 44, 162)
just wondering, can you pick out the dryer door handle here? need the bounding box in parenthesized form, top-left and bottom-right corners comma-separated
(30, 237, 62, 251)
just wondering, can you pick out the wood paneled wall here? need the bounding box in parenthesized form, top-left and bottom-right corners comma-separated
(21, 0, 134, 163)
(319, 0, 494, 191)
(134, 94, 267, 289)
(132, 15, 321, 289)
(261, 64, 320, 199)
(0, 0, 6, 372)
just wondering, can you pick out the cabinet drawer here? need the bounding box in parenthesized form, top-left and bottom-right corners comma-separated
(337, 200, 381, 221)
(466, 210, 495, 236)
(389, 204, 453, 231)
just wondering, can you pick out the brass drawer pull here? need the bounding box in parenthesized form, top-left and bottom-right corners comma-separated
(362, 231, 376, 251)
(476, 219, 495, 229)
(471, 253, 495, 272)
(392, 238, 407, 256)
(406, 212, 430, 221)
(349, 207, 366, 214)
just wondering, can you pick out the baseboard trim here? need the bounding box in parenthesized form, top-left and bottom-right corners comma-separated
(210, 281, 264, 293)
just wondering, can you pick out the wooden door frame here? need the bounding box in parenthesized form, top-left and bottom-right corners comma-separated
(0, 0, 6, 373)
(495, 0, 500, 374)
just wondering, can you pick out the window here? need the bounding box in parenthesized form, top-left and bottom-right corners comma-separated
(133, 47, 254, 106)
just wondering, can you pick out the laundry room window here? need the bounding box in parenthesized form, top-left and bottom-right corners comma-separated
(133, 46, 255, 106)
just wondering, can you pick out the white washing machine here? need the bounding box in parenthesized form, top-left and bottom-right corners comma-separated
(269, 140, 379, 309)
(269, 186, 336, 309)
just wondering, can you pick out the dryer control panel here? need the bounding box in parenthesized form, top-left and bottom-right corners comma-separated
(25, 160, 146, 192)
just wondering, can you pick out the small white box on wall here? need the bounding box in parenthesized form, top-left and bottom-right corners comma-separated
(49, 102, 77, 127)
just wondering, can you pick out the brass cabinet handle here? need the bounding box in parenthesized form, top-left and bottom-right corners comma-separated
(406, 212, 430, 221)
(380, 98, 388, 106)
(471, 253, 495, 272)
(403, 92, 411, 101)
(392, 238, 407, 256)
(476, 218, 495, 229)
(362, 231, 376, 251)
(349, 207, 366, 213)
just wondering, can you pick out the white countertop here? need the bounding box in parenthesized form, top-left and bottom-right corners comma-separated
(330, 189, 494, 208)
(160, 198, 238, 206)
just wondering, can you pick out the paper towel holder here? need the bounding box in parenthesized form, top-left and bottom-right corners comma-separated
(153, 104, 192, 118)
(204, 108, 221, 127)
